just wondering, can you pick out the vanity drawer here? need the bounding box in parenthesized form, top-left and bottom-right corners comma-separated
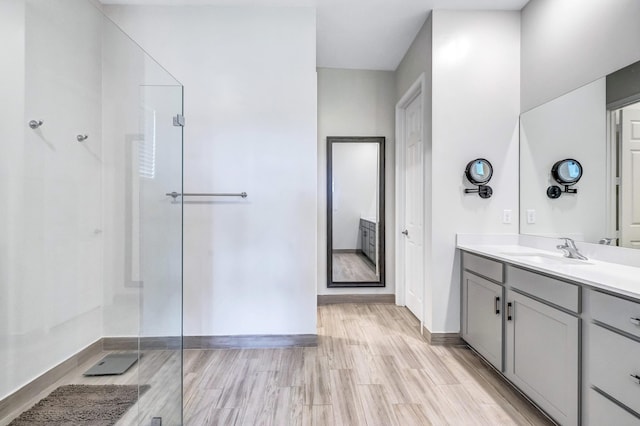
(588, 389, 640, 426)
(590, 323, 640, 415)
(462, 252, 503, 283)
(507, 266, 579, 313)
(590, 291, 640, 339)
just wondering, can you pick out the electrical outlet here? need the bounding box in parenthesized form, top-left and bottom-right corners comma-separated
(527, 209, 536, 224)
(502, 209, 512, 224)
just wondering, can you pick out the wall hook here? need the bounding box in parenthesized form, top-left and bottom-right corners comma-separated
(28, 120, 43, 129)
(77, 134, 88, 142)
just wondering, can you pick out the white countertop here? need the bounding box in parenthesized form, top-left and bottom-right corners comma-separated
(457, 242, 640, 301)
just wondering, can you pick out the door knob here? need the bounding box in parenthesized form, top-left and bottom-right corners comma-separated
(402, 230, 409, 236)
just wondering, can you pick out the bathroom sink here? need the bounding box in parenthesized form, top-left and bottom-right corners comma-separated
(499, 252, 593, 266)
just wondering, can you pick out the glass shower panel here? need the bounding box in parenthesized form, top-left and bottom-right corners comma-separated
(135, 84, 184, 425)
(101, 12, 184, 426)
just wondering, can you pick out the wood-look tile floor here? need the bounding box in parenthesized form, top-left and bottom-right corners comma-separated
(332, 253, 378, 282)
(3, 303, 553, 426)
(184, 304, 553, 426)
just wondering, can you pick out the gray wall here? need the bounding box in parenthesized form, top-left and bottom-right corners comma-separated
(521, 0, 640, 111)
(396, 13, 433, 103)
(394, 15, 434, 321)
(317, 68, 396, 295)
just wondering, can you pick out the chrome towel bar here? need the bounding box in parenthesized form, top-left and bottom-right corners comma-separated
(166, 192, 247, 199)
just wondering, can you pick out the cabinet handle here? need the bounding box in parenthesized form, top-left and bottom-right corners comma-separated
(630, 317, 640, 326)
(507, 302, 513, 321)
(494, 296, 500, 315)
(630, 374, 640, 384)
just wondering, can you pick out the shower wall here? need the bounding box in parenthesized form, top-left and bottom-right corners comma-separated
(0, 0, 183, 403)
(0, 0, 104, 400)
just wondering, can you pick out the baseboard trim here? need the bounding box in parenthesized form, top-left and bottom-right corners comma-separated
(102, 336, 182, 351)
(184, 334, 317, 349)
(422, 326, 464, 346)
(332, 249, 359, 254)
(0, 338, 103, 422)
(317, 294, 395, 305)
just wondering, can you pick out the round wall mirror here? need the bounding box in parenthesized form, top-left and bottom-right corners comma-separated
(465, 158, 493, 185)
(547, 158, 582, 199)
(551, 159, 582, 185)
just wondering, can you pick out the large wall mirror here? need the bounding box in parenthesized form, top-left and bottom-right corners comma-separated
(327, 136, 385, 287)
(520, 59, 640, 248)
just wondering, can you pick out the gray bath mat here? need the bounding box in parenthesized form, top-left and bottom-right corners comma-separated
(84, 353, 139, 376)
(8, 384, 149, 426)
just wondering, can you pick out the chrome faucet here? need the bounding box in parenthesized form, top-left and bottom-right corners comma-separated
(557, 238, 588, 260)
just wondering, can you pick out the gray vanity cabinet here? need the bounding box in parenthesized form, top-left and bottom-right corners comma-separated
(359, 219, 376, 265)
(505, 290, 579, 426)
(461, 252, 504, 371)
(460, 252, 580, 425)
(461, 271, 503, 371)
(586, 290, 640, 423)
(588, 389, 640, 425)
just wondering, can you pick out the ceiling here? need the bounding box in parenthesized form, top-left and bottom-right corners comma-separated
(101, 0, 530, 70)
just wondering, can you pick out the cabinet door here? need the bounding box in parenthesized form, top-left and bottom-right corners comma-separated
(361, 226, 366, 255)
(505, 290, 579, 426)
(369, 228, 375, 263)
(461, 272, 503, 371)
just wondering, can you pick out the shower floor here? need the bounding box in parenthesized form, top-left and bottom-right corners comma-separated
(2, 349, 182, 426)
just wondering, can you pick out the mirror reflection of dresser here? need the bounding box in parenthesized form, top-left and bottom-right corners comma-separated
(359, 218, 377, 266)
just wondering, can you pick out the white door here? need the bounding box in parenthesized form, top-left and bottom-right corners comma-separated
(403, 94, 424, 319)
(620, 108, 640, 248)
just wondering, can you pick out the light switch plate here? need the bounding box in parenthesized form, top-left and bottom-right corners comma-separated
(527, 209, 536, 224)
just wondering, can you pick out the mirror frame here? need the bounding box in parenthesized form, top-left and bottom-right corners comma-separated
(327, 136, 385, 288)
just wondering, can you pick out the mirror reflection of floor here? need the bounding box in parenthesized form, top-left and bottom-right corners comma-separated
(332, 252, 377, 282)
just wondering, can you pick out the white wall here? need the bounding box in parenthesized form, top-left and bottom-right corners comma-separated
(105, 5, 318, 336)
(521, 0, 640, 112)
(317, 68, 395, 295)
(520, 79, 607, 242)
(0, 0, 104, 399)
(331, 143, 378, 250)
(429, 10, 520, 333)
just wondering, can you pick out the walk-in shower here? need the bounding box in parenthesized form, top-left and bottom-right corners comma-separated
(0, 0, 183, 424)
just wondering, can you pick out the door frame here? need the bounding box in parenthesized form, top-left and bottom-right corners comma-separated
(395, 74, 425, 312)
(606, 95, 640, 246)
(605, 109, 617, 243)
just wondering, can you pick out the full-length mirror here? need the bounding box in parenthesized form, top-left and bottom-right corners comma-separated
(520, 59, 640, 248)
(327, 136, 385, 287)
